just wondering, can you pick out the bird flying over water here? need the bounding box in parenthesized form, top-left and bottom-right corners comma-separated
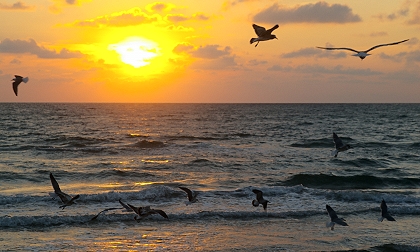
(326, 205, 348, 230)
(250, 24, 279, 47)
(49, 172, 80, 209)
(11, 75, 29, 96)
(179, 186, 199, 205)
(127, 204, 168, 222)
(332, 132, 351, 157)
(378, 199, 396, 222)
(90, 198, 134, 221)
(317, 39, 409, 60)
(252, 189, 269, 211)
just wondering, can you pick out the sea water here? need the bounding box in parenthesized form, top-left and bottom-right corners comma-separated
(1, 103, 419, 251)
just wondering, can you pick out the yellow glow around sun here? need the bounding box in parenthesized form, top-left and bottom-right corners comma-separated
(108, 37, 160, 68)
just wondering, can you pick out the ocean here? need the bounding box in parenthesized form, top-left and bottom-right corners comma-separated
(0, 103, 419, 251)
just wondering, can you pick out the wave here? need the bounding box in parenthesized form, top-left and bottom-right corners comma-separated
(133, 140, 165, 148)
(332, 244, 420, 252)
(281, 173, 420, 189)
(290, 138, 332, 148)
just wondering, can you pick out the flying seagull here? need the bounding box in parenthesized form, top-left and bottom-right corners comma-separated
(252, 189, 269, 211)
(90, 199, 134, 221)
(331, 132, 351, 158)
(49, 172, 80, 209)
(317, 39, 409, 60)
(378, 199, 396, 222)
(11, 75, 29, 96)
(326, 205, 348, 230)
(127, 204, 168, 222)
(250, 24, 279, 47)
(179, 186, 199, 205)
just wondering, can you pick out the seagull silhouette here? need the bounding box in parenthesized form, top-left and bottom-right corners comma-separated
(11, 75, 29, 96)
(252, 189, 269, 211)
(49, 172, 80, 209)
(317, 39, 409, 60)
(179, 186, 199, 205)
(378, 199, 396, 222)
(326, 205, 348, 230)
(332, 132, 351, 157)
(250, 24, 279, 47)
(127, 204, 168, 222)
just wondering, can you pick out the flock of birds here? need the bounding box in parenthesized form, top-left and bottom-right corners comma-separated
(9, 24, 409, 97)
(48, 133, 395, 230)
(250, 23, 409, 60)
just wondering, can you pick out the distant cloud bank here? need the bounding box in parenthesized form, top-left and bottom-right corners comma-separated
(0, 38, 83, 59)
(254, 2, 361, 24)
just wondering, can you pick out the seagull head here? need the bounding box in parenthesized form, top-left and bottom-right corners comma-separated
(270, 35, 278, 40)
(353, 52, 370, 60)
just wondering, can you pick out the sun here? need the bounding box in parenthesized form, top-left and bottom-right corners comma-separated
(108, 37, 159, 68)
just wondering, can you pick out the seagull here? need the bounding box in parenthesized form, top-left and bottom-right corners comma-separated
(250, 24, 279, 47)
(127, 204, 168, 222)
(317, 39, 409, 60)
(179, 186, 199, 205)
(378, 199, 396, 222)
(11, 75, 29, 96)
(90, 199, 134, 221)
(326, 205, 348, 230)
(49, 172, 80, 209)
(331, 132, 351, 157)
(252, 189, 269, 211)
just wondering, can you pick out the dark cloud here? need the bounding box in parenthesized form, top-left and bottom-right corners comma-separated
(248, 59, 267, 66)
(0, 1, 35, 10)
(281, 47, 347, 59)
(0, 38, 83, 59)
(254, 2, 361, 24)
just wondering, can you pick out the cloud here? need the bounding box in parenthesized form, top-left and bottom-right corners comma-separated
(165, 13, 210, 23)
(0, 1, 35, 10)
(407, 0, 420, 24)
(281, 47, 347, 59)
(248, 59, 267, 66)
(73, 8, 160, 27)
(373, 0, 410, 21)
(146, 2, 175, 12)
(49, 0, 91, 13)
(173, 43, 239, 70)
(268, 64, 382, 76)
(380, 50, 420, 63)
(369, 31, 388, 37)
(173, 43, 231, 59)
(0, 38, 83, 59)
(253, 2, 361, 24)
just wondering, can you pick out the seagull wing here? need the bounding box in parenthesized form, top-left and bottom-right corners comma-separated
(252, 24, 267, 37)
(252, 189, 264, 201)
(153, 209, 169, 219)
(333, 132, 344, 149)
(381, 200, 396, 221)
(119, 199, 133, 212)
(179, 187, 193, 201)
(365, 39, 409, 53)
(326, 205, 338, 220)
(49, 173, 62, 193)
(266, 24, 279, 35)
(127, 203, 140, 215)
(317, 47, 360, 53)
(90, 207, 122, 220)
(12, 81, 20, 96)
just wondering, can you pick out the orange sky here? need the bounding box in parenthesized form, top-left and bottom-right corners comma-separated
(0, 0, 419, 102)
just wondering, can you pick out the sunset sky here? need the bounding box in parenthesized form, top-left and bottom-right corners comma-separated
(0, 0, 419, 102)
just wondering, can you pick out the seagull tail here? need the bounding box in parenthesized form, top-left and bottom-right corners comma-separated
(22, 77, 29, 83)
(331, 149, 338, 157)
(250, 38, 258, 45)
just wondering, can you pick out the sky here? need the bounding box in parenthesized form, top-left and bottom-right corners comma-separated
(0, 0, 419, 103)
